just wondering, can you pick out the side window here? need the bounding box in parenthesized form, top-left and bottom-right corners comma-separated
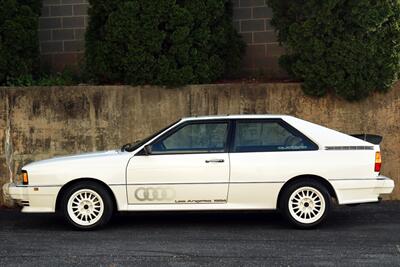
(151, 122, 228, 154)
(233, 121, 317, 152)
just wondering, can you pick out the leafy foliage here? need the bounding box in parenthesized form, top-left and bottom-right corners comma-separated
(268, 0, 400, 101)
(85, 0, 245, 86)
(6, 69, 79, 86)
(0, 0, 41, 85)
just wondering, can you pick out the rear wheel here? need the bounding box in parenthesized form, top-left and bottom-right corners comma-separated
(280, 180, 331, 228)
(61, 182, 113, 230)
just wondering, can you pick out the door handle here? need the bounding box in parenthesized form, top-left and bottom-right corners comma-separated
(205, 159, 225, 163)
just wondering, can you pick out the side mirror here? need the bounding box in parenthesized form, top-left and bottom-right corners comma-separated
(143, 145, 152, 155)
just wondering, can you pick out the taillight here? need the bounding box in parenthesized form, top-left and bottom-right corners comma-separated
(22, 171, 29, 185)
(375, 152, 382, 172)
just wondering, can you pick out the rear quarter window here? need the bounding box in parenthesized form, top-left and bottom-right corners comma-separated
(233, 120, 318, 152)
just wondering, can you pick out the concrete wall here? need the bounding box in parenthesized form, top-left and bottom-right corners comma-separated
(1, 83, 399, 205)
(37, 0, 285, 75)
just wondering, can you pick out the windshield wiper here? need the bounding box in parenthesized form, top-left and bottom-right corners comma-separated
(120, 143, 131, 152)
(121, 140, 141, 152)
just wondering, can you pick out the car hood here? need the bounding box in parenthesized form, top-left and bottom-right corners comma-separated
(21, 149, 132, 186)
(23, 149, 125, 169)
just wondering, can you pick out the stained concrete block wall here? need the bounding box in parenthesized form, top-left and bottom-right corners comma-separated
(0, 83, 399, 206)
(39, 0, 89, 71)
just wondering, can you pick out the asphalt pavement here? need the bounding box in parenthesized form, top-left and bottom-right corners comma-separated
(0, 202, 400, 266)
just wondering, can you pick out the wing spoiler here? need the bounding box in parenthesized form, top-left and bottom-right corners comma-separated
(351, 134, 383, 145)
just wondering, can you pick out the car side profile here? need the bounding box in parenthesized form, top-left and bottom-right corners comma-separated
(3, 115, 394, 229)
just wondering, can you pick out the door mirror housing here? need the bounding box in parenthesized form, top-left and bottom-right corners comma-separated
(143, 145, 152, 155)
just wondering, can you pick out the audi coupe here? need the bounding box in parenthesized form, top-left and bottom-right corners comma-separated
(3, 115, 394, 229)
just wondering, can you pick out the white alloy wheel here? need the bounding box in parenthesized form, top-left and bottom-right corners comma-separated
(67, 189, 104, 227)
(288, 186, 326, 224)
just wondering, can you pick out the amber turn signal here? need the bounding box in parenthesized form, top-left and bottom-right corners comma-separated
(375, 152, 382, 172)
(22, 171, 29, 185)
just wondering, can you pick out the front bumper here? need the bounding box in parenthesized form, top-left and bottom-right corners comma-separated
(2, 183, 10, 200)
(3, 182, 29, 206)
(331, 176, 395, 205)
(2, 182, 59, 213)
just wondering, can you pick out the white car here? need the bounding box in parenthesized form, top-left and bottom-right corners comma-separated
(3, 115, 394, 229)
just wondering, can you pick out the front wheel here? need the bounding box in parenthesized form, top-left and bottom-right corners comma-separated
(280, 180, 331, 228)
(61, 182, 113, 230)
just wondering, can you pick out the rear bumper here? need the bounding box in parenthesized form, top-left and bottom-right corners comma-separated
(331, 176, 395, 205)
(2, 182, 59, 213)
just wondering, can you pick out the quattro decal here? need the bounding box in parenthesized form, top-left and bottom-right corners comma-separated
(133, 187, 226, 203)
(134, 187, 176, 201)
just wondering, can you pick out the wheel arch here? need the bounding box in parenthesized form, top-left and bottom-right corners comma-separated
(55, 177, 118, 212)
(276, 174, 338, 209)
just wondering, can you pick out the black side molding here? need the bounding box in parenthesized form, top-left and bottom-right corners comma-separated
(351, 134, 383, 145)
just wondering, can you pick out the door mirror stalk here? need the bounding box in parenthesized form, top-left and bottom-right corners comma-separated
(143, 145, 152, 155)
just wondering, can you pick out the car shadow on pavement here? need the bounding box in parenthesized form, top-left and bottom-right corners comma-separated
(1, 202, 396, 232)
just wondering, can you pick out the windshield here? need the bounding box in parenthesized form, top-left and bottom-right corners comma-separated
(121, 119, 181, 152)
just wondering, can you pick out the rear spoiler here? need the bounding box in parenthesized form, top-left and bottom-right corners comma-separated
(351, 134, 383, 145)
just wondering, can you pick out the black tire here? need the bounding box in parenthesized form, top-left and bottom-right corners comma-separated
(60, 181, 114, 230)
(279, 179, 331, 229)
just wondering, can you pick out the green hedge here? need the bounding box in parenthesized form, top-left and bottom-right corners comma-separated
(85, 0, 245, 85)
(268, 0, 400, 101)
(0, 0, 41, 85)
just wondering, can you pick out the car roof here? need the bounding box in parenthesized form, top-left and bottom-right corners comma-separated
(181, 114, 289, 121)
(180, 114, 374, 147)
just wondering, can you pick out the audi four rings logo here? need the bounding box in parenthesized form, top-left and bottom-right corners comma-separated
(134, 187, 176, 201)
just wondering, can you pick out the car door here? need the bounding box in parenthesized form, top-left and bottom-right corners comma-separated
(228, 119, 319, 208)
(126, 120, 231, 205)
